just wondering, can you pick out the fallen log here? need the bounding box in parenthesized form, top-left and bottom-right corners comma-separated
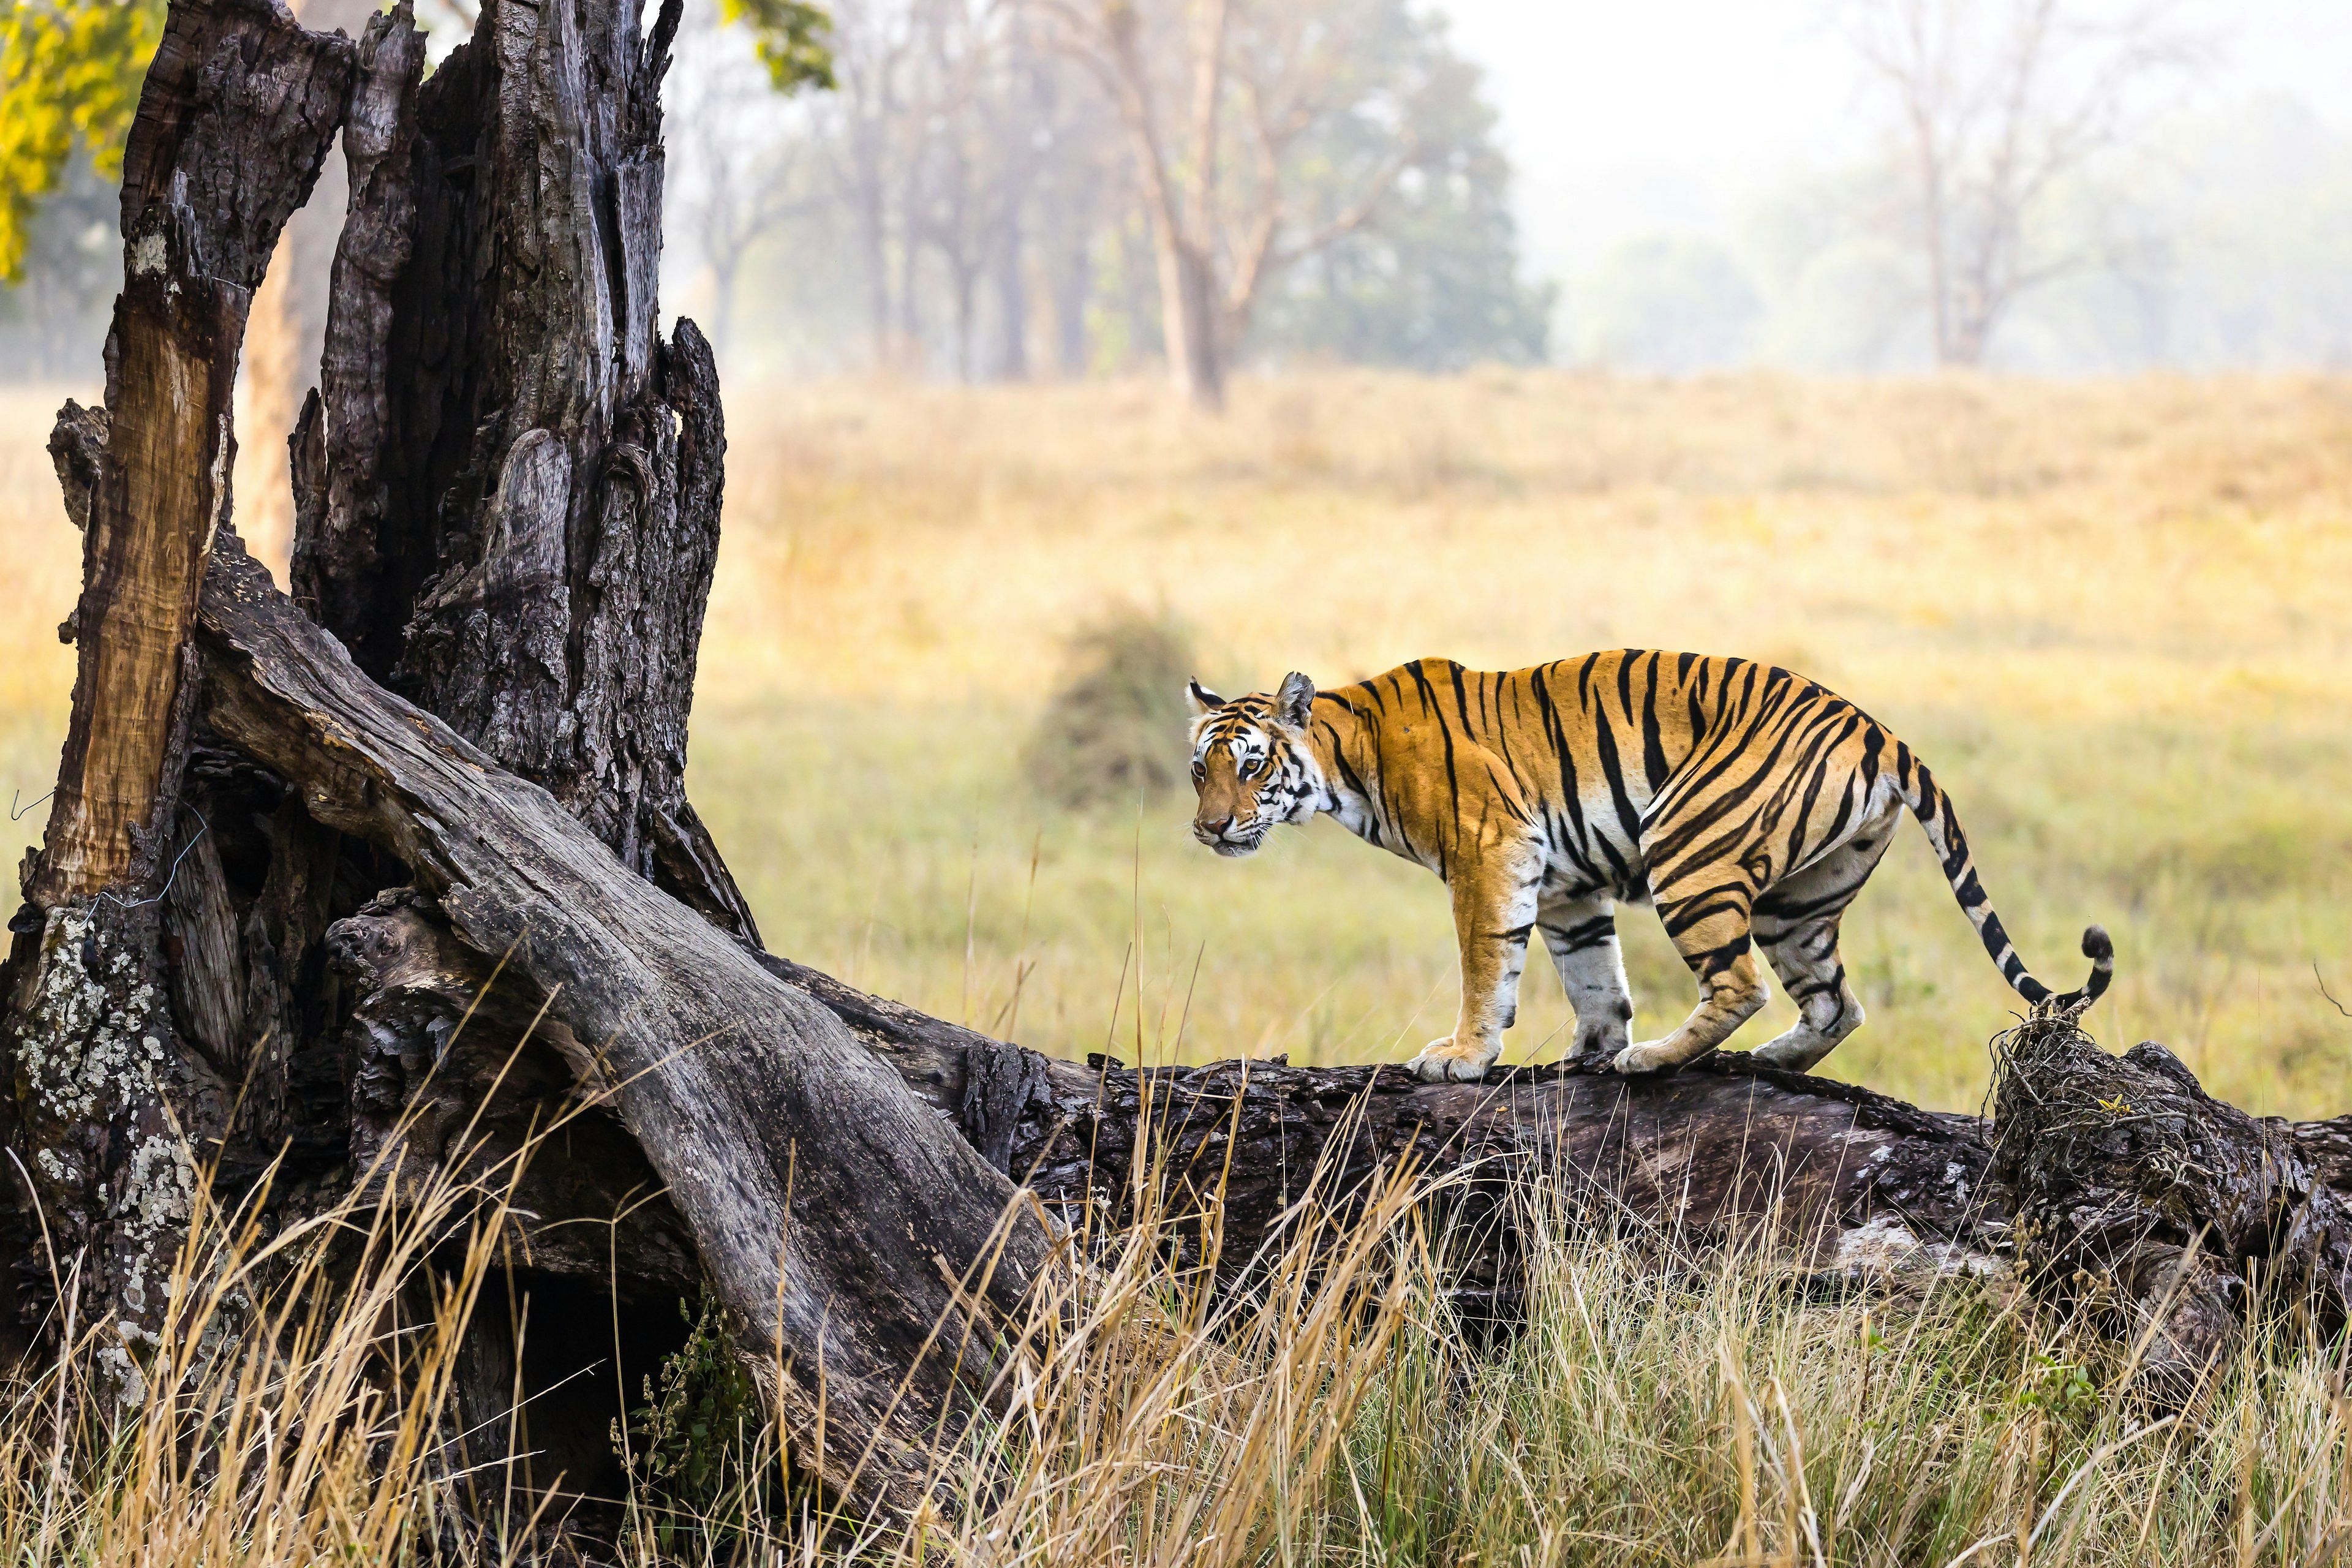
(195, 535, 1050, 1510)
(783, 948, 2352, 1392)
(183, 517, 2352, 1495)
(40, 500, 2339, 1499)
(764, 952, 2001, 1294)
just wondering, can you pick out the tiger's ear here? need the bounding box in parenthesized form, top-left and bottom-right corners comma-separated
(1275, 671, 1316, 729)
(1185, 679, 1224, 717)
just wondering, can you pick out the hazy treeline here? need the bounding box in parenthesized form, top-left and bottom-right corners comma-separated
(0, 156, 114, 382)
(1561, 0, 2352, 377)
(1569, 97, 2352, 377)
(660, 0, 1551, 387)
(7, 0, 2350, 382)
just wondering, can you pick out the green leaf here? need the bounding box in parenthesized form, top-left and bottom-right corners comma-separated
(0, 0, 164, 281)
(715, 0, 832, 95)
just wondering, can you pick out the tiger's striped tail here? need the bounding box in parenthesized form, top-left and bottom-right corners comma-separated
(1900, 763, 2114, 1012)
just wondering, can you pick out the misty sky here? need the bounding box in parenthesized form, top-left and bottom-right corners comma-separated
(1436, 0, 2352, 286)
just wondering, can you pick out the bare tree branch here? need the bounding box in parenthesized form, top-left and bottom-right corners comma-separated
(1839, 0, 2201, 365)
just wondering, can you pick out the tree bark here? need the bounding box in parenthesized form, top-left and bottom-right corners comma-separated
(1157, 233, 1226, 411)
(197, 535, 1052, 1509)
(233, 0, 381, 574)
(1991, 1024, 2352, 1395)
(2, 0, 354, 1367)
(6, 0, 1057, 1512)
(288, 0, 757, 940)
(811, 967, 2352, 1398)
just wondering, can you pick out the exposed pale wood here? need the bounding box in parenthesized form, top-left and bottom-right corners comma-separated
(32, 0, 354, 902)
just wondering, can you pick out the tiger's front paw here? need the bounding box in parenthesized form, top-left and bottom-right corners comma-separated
(1406, 1038, 1494, 1083)
(1611, 1038, 1681, 1076)
(1566, 1020, 1631, 1066)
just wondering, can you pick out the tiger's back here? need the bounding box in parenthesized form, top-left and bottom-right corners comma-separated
(1188, 651, 2111, 1080)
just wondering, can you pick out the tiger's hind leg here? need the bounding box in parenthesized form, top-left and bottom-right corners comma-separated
(1750, 827, 1895, 1072)
(1539, 894, 1634, 1065)
(1612, 888, 1768, 1076)
(1750, 916, 1862, 1072)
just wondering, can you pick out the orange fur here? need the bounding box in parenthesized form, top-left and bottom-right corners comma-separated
(1190, 652, 2111, 1080)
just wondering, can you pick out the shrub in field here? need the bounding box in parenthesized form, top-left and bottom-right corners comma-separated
(1023, 609, 1200, 809)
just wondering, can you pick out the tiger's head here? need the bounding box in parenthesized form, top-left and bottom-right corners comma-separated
(1186, 671, 1324, 858)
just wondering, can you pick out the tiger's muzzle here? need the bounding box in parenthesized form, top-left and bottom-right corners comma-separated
(1193, 812, 1269, 856)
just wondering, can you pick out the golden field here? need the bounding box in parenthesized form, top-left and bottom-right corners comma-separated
(7, 371, 2352, 1115)
(6, 371, 2352, 1564)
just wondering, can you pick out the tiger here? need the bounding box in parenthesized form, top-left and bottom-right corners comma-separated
(1185, 652, 2112, 1082)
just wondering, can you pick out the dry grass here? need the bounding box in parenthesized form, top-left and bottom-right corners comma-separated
(8, 372, 2352, 1116)
(688, 371, 2352, 1115)
(0, 1113, 530, 1564)
(14, 1076, 2350, 1568)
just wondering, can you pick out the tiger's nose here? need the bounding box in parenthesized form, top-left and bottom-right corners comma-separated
(1197, 815, 1233, 836)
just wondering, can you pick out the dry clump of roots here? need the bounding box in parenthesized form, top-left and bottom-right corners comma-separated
(1991, 1007, 2352, 1402)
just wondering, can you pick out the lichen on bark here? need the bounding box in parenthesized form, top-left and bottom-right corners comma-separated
(8, 900, 217, 1398)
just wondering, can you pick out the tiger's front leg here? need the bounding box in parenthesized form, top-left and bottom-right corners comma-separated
(1539, 894, 1634, 1065)
(1406, 848, 1543, 1084)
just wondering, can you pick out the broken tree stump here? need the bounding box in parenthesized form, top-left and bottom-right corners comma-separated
(1994, 1019, 2352, 1395)
(2, 0, 355, 1362)
(194, 534, 1053, 1509)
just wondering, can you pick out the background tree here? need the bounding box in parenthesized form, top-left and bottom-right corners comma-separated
(616, 0, 1542, 385)
(1043, 0, 1476, 409)
(719, 0, 832, 91)
(1248, 23, 1547, 371)
(1840, 0, 2199, 368)
(666, 0, 813, 364)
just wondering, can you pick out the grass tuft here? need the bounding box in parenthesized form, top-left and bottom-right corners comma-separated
(1022, 607, 1200, 810)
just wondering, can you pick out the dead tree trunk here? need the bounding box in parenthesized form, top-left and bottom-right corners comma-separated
(6, 0, 1049, 1512)
(287, 0, 755, 940)
(1, 0, 353, 1371)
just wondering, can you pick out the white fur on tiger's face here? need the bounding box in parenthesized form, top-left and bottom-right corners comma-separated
(1185, 673, 1324, 858)
(1184, 651, 2113, 1086)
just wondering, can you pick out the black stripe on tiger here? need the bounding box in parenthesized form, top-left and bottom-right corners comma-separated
(1185, 649, 2115, 1086)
